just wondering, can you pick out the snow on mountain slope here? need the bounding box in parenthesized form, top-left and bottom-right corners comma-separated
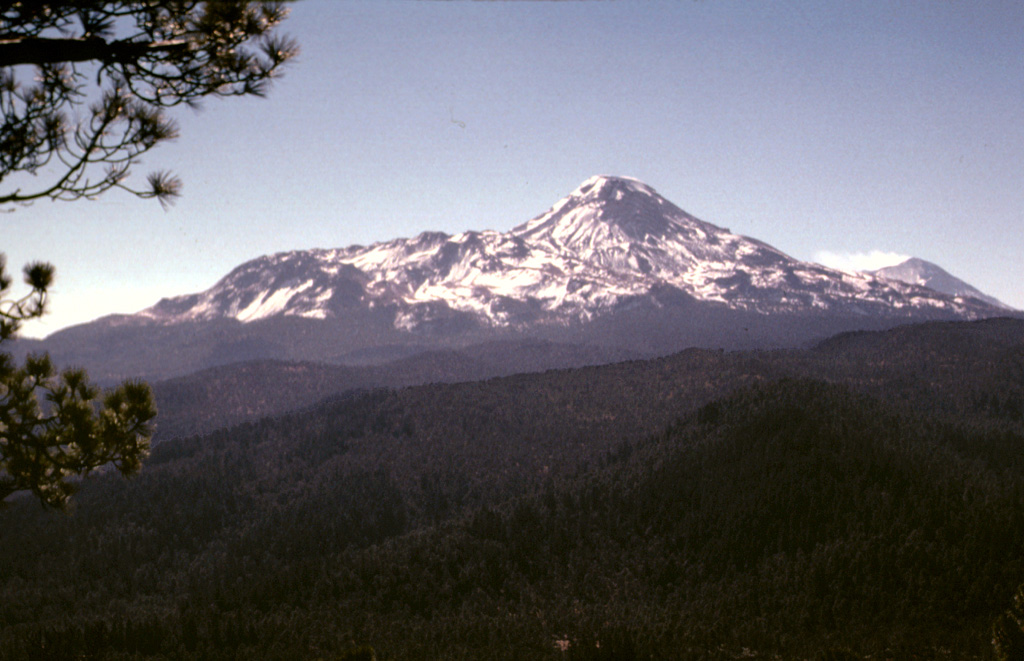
(868, 257, 1013, 310)
(139, 176, 1002, 330)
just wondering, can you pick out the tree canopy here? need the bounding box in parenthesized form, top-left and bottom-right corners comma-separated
(0, 0, 297, 208)
(0, 256, 157, 508)
(1, 1, 296, 507)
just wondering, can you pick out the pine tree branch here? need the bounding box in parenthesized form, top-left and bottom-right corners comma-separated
(0, 36, 188, 68)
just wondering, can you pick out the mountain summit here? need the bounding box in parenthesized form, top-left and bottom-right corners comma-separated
(511, 175, 783, 277)
(27, 176, 1014, 382)
(140, 175, 999, 331)
(868, 257, 1012, 310)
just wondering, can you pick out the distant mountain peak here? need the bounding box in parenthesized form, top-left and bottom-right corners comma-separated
(868, 257, 1012, 310)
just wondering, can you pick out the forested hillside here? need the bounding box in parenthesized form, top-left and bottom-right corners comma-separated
(1, 319, 1022, 660)
(149, 339, 642, 442)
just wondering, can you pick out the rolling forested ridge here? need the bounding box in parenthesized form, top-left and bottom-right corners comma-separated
(2, 318, 1024, 660)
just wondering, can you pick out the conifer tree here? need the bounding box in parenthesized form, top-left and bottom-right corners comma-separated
(1, 2, 296, 506)
(994, 583, 1024, 661)
(1, 256, 156, 508)
(1, 0, 296, 207)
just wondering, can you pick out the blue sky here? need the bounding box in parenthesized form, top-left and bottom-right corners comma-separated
(7, 0, 1023, 337)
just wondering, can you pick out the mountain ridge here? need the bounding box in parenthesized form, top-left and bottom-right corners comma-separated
(137, 175, 1000, 330)
(16, 176, 1016, 382)
(4, 317, 1023, 659)
(868, 257, 1012, 310)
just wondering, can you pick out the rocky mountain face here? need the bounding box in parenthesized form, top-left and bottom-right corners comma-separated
(19, 176, 1015, 382)
(868, 257, 1012, 310)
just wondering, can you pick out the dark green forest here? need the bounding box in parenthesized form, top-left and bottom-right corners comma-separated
(2, 318, 1023, 660)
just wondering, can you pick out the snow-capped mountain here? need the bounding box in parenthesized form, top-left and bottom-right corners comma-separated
(140, 176, 998, 331)
(25, 175, 1017, 382)
(867, 257, 1012, 310)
